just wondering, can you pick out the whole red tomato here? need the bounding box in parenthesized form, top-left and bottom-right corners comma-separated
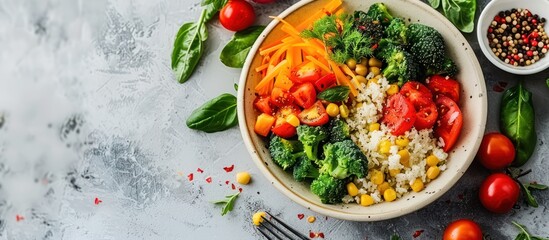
(479, 173, 519, 213)
(219, 0, 256, 31)
(478, 133, 516, 170)
(443, 219, 482, 240)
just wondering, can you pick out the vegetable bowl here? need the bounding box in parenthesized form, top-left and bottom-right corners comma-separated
(237, 0, 487, 221)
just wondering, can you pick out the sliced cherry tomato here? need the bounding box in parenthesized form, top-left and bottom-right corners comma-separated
(479, 173, 520, 213)
(298, 101, 329, 126)
(314, 73, 337, 92)
(414, 101, 438, 130)
(275, 104, 301, 118)
(254, 113, 276, 137)
(435, 95, 463, 152)
(443, 219, 483, 240)
(427, 75, 460, 103)
(291, 82, 317, 109)
(253, 96, 273, 114)
(400, 81, 433, 106)
(219, 0, 256, 32)
(270, 87, 294, 107)
(271, 118, 297, 138)
(382, 93, 416, 136)
(289, 61, 321, 83)
(478, 133, 516, 170)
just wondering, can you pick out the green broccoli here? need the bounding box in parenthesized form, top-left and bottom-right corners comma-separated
(297, 125, 328, 162)
(365, 3, 393, 25)
(385, 18, 407, 44)
(268, 136, 305, 170)
(376, 40, 419, 85)
(310, 174, 346, 204)
(293, 156, 320, 182)
(353, 10, 385, 41)
(406, 23, 446, 72)
(320, 140, 368, 179)
(425, 57, 459, 77)
(328, 119, 350, 143)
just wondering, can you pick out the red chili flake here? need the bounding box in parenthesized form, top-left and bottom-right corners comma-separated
(498, 81, 508, 88)
(318, 232, 325, 238)
(223, 165, 235, 173)
(493, 84, 505, 92)
(187, 173, 194, 181)
(297, 214, 305, 220)
(413, 230, 424, 238)
(238, 188, 243, 193)
(94, 197, 103, 205)
(231, 183, 236, 190)
(309, 231, 316, 238)
(197, 168, 204, 173)
(225, 180, 230, 185)
(15, 215, 24, 222)
(205, 177, 212, 183)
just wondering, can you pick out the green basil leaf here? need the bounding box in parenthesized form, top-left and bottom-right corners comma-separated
(172, 21, 205, 83)
(317, 86, 350, 102)
(519, 182, 538, 207)
(515, 233, 528, 240)
(202, 0, 228, 22)
(525, 183, 548, 190)
(441, 0, 476, 33)
(186, 93, 238, 133)
(429, 0, 441, 9)
(220, 26, 266, 68)
(234, 83, 239, 91)
(500, 82, 537, 166)
(199, 21, 208, 41)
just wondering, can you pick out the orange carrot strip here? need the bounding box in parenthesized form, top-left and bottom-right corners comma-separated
(295, 0, 343, 31)
(255, 60, 289, 96)
(340, 64, 356, 78)
(305, 55, 332, 73)
(255, 64, 269, 72)
(268, 45, 290, 66)
(259, 39, 282, 52)
(281, 36, 297, 43)
(328, 61, 358, 97)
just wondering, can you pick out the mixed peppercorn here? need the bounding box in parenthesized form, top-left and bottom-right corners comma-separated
(487, 8, 549, 66)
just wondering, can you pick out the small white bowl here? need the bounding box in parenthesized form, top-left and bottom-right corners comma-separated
(477, 0, 549, 75)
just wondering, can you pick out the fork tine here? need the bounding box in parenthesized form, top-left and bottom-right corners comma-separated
(257, 226, 275, 240)
(261, 216, 295, 239)
(265, 211, 309, 240)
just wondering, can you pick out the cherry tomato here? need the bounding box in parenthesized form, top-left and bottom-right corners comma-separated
(314, 73, 337, 92)
(443, 219, 483, 240)
(270, 87, 294, 107)
(479, 173, 519, 213)
(271, 118, 296, 138)
(252, 0, 276, 3)
(275, 104, 301, 119)
(414, 101, 438, 130)
(298, 101, 329, 126)
(291, 82, 317, 109)
(382, 93, 416, 136)
(435, 95, 463, 152)
(478, 133, 516, 170)
(219, 0, 256, 32)
(400, 81, 433, 105)
(289, 61, 321, 83)
(253, 96, 273, 114)
(427, 75, 460, 103)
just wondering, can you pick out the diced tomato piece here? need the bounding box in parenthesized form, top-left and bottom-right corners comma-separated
(253, 96, 273, 114)
(314, 73, 337, 92)
(254, 113, 276, 137)
(435, 95, 463, 152)
(400, 81, 433, 106)
(289, 61, 321, 83)
(298, 101, 329, 126)
(414, 101, 438, 130)
(270, 87, 294, 107)
(382, 93, 416, 136)
(271, 118, 297, 138)
(291, 82, 317, 109)
(427, 75, 460, 103)
(275, 104, 301, 119)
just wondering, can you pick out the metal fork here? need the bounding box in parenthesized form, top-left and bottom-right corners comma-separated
(256, 211, 309, 240)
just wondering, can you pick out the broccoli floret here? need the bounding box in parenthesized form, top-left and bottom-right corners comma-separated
(328, 119, 350, 143)
(320, 140, 368, 179)
(385, 18, 407, 44)
(269, 136, 305, 170)
(293, 156, 320, 182)
(426, 57, 459, 77)
(353, 10, 385, 41)
(297, 125, 328, 162)
(365, 3, 393, 25)
(310, 174, 346, 204)
(406, 23, 446, 72)
(376, 40, 419, 85)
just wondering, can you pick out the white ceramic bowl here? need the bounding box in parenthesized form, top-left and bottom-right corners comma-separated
(238, 0, 487, 221)
(477, 0, 549, 75)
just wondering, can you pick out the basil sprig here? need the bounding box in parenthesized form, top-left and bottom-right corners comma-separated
(428, 0, 476, 33)
(317, 86, 350, 102)
(500, 82, 537, 167)
(186, 93, 238, 133)
(220, 26, 265, 68)
(512, 221, 549, 240)
(212, 192, 240, 216)
(518, 182, 548, 207)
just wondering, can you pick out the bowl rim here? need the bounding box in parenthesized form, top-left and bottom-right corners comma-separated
(238, 0, 487, 221)
(476, 0, 549, 75)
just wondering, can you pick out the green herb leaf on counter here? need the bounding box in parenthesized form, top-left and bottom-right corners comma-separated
(212, 192, 240, 216)
(428, 0, 441, 9)
(390, 234, 402, 240)
(234, 83, 239, 91)
(519, 182, 548, 207)
(202, 0, 228, 22)
(441, 0, 476, 33)
(512, 221, 549, 240)
(220, 26, 266, 68)
(546, 78, 549, 88)
(186, 93, 238, 133)
(317, 86, 350, 102)
(500, 82, 537, 167)
(172, 13, 206, 83)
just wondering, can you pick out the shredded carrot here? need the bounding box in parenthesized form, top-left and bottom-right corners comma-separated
(255, 64, 269, 73)
(268, 45, 290, 66)
(340, 64, 356, 78)
(255, 60, 289, 96)
(305, 56, 332, 73)
(295, 0, 343, 31)
(328, 61, 358, 97)
(259, 39, 282, 52)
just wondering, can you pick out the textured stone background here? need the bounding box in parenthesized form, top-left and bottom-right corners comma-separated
(0, 0, 547, 239)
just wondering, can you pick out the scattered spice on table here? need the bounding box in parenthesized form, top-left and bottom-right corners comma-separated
(197, 168, 204, 173)
(225, 180, 230, 185)
(413, 229, 424, 238)
(206, 177, 212, 183)
(297, 213, 305, 220)
(223, 165, 235, 172)
(238, 187, 243, 192)
(94, 197, 103, 205)
(188, 173, 194, 181)
(309, 231, 325, 238)
(16, 215, 24, 222)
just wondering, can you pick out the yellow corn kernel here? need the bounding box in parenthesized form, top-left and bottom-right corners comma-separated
(339, 105, 349, 118)
(368, 57, 382, 68)
(326, 103, 340, 117)
(285, 114, 300, 127)
(410, 179, 424, 192)
(370, 170, 384, 185)
(377, 182, 390, 193)
(368, 123, 380, 132)
(252, 212, 266, 226)
(389, 169, 400, 177)
(356, 102, 363, 109)
(236, 172, 251, 185)
(398, 149, 410, 167)
(427, 166, 440, 180)
(346, 182, 359, 197)
(307, 216, 316, 223)
(383, 188, 397, 202)
(368, 77, 379, 86)
(354, 75, 368, 84)
(369, 67, 381, 76)
(359, 57, 369, 67)
(395, 137, 410, 147)
(387, 84, 399, 96)
(426, 155, 439, 167)
(360, 194, 375, 206)
(379, 140, 391, 154)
